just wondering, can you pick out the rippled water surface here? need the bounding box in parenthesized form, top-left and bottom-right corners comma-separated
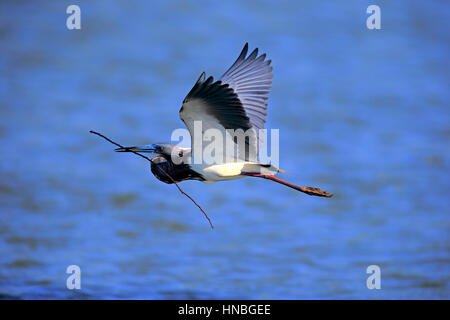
(0, 1, 449, 299)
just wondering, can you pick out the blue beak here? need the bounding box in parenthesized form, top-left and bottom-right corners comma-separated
(115, 144, 160, 153)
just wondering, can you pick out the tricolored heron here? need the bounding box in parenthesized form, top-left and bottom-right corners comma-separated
(116, 43, 332, 197)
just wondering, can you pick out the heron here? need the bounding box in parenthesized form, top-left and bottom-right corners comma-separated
(115, 43, 332, 197)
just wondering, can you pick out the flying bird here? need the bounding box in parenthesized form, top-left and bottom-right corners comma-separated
(115, 43, 332, 197)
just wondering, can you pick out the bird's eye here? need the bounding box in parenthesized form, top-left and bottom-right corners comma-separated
(178, 151, 183, 157)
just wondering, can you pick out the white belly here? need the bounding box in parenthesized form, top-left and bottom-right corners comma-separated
(191, 162, 279, 183)
(191, 162, 245, 182)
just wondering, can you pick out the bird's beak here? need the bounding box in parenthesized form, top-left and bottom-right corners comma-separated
(115, 144, 158, 153)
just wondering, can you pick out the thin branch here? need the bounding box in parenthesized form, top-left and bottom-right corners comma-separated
(89, 130, 214, 229)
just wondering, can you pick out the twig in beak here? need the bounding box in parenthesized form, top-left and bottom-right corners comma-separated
(89, 130, 214, 229)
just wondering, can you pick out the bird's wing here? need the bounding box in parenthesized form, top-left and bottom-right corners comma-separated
(179, 44, 273, 163)
(180, 72, 256, 163)
(220, 43, 273, 145)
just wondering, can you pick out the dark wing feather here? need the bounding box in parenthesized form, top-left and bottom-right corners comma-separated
(181, 72, 252, 132)
(179, 43, 273, 162)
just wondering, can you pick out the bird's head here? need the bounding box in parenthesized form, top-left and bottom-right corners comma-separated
(115, 143, 190, 163)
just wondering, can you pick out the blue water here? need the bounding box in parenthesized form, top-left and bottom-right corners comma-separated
(0, 1, 448, 299)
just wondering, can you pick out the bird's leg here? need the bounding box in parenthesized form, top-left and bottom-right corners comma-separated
(241, 172, 333, 197)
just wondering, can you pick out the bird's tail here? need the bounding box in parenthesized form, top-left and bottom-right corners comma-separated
(241, 172, 333, 197)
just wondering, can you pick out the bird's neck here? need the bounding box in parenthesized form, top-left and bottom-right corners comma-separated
(150, 158, 204, 184)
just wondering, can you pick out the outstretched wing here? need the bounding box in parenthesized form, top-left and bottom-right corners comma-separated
(180, 72, 256, 163)
(221, 43, 273, 136)
(179, 44, 273, 163)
